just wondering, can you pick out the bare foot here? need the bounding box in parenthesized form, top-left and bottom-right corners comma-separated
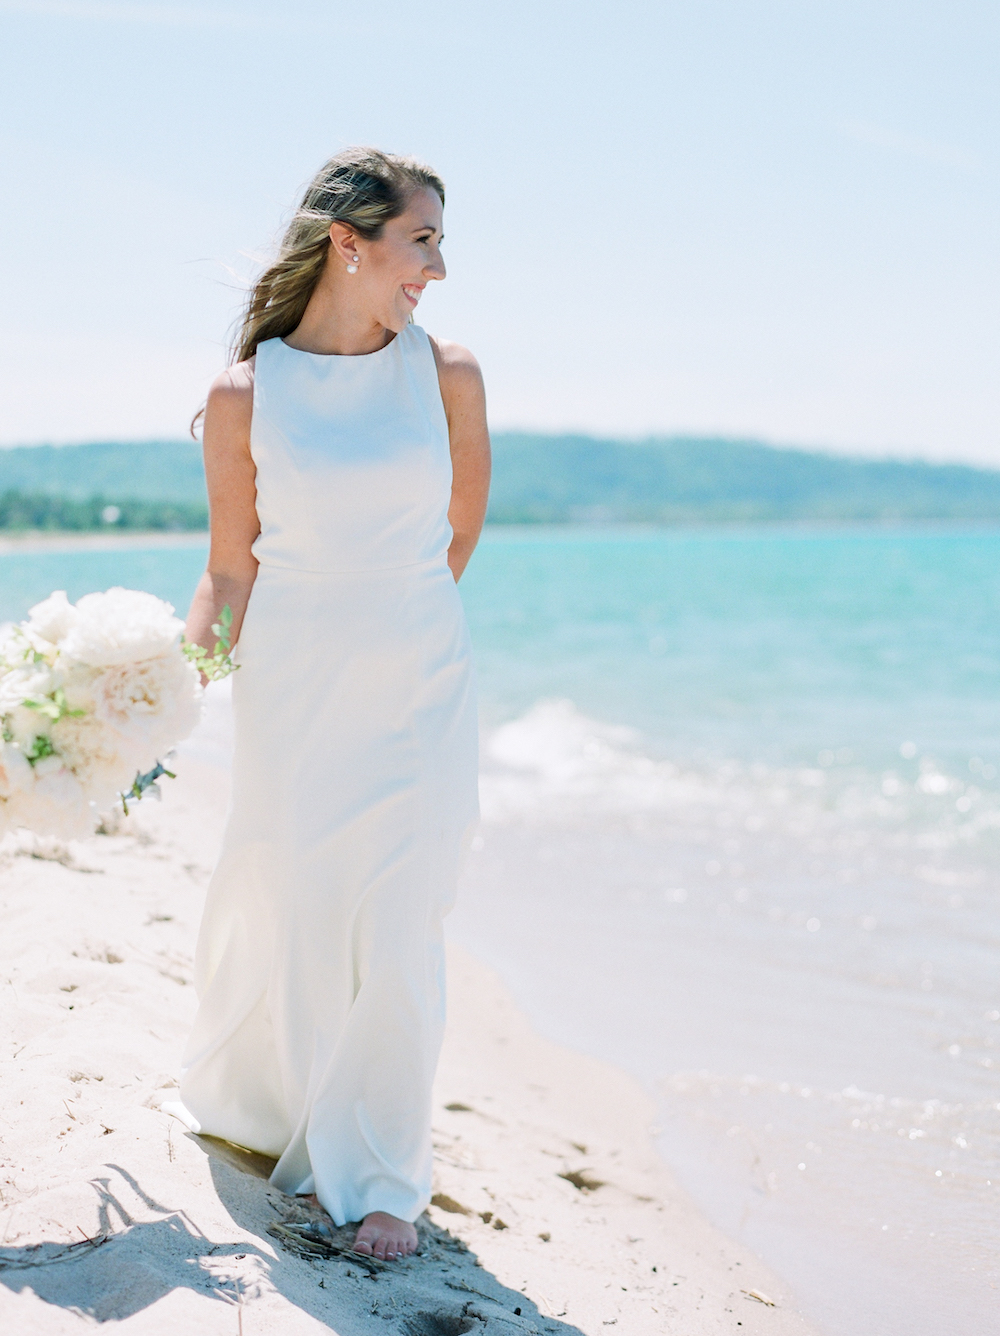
(352, 1211, 418, 1261)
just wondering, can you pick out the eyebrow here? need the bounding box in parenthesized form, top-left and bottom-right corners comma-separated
(411, 224, 441, 235)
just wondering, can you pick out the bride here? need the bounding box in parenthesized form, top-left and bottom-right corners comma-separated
(175, 148, 489, 1262)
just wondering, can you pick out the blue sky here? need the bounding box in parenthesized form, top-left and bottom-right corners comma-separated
(1, 0, 996, 461)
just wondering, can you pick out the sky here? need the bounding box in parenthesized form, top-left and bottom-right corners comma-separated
(0, 0, 997, 462)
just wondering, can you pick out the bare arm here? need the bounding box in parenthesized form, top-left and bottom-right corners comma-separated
(430, 336, 491, 581)
(185, 359, 260, 661)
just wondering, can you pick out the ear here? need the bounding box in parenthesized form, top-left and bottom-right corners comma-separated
(328, 220, 360, 266)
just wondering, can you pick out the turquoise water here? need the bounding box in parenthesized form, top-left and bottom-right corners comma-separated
(0, 541, 209, 628)
(463, 524, 1000, 769)
(3, 526, 999, 1334)
(5, 525, 1000, 772)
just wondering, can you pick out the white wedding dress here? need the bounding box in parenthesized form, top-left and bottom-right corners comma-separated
(172, 324, 479, 1225)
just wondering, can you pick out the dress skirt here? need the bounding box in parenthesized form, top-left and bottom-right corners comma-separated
(177, 555, 478, 1225)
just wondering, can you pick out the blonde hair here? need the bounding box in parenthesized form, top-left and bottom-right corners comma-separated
(234, 146, 444, 364)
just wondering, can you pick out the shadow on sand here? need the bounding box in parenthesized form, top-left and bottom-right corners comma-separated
(0, 1135, 584, 1335)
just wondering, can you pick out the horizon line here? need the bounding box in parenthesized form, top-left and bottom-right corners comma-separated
(1, 431, 998, 473)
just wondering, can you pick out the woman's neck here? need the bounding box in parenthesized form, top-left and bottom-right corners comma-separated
(284, 269, 394, 356)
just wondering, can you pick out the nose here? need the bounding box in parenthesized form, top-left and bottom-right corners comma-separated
(425, 244, 446, 281)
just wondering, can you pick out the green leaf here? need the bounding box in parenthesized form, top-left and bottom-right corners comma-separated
(25, 734, 56, 763)
(22, 687, 85, 722)
(120, 758, 177, 815)
(181, 603, 239, 682)
(23, 698, 60, 719)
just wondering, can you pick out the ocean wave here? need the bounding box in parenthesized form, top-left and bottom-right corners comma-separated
(479, 699, 1000, 861)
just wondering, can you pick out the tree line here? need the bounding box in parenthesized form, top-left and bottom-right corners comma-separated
(0, 489, 208, 532)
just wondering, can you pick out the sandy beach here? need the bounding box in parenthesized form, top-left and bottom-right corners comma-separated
(0, 744, 822, 1334)
(0, 532, 209, 556)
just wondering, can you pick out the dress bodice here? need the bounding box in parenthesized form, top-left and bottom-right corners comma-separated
(250, 324, 453, 573)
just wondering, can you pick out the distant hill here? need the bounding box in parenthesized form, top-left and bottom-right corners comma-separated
(487, 434, 1000, 523)
(2, 434, 1000, 529)
(0, 440, 207, 504)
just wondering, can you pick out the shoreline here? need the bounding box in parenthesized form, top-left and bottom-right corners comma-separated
(3, 514, 1000, 558)
(0, 749, 821, 1334)
(0, 530, 210, 555)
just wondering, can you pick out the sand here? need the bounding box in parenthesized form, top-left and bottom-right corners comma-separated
(0, 746, 823, 1334)
(0, 532, 209, 556)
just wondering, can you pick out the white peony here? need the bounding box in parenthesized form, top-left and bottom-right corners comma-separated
(0, 621, 27, 667)
(0, 660, 56, 714)
(7, 755, 93, 840)
(49, 714, 136, 810)
(55, 659, 101, 713)
(4, 703, 53, 754)
(92, 652, 202, 767)
(23, 590, 79, 652)
(0, 739, 33, 798)
(60, 588, 186, 667)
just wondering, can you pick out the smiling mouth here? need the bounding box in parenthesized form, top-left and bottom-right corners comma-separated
(402, 284, 423, 305)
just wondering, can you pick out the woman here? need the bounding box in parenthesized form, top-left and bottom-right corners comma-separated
(174, 148, 489, 1263)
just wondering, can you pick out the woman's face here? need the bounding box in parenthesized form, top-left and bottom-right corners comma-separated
(349, 187, 446, 333)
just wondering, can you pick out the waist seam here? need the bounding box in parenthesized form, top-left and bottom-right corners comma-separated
(253, 555, 450, 576)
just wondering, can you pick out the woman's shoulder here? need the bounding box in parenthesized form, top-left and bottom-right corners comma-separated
(425, 333, 483, 389)
(209, 356, 255, 396)
(424, 334, 486, 426)
(202, 357, 255, 452)
(206, 357, 255, 416)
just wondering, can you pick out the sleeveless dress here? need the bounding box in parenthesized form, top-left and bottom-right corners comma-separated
(174, 324, 479, 1226)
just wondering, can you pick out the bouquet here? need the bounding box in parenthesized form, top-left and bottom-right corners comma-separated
(0, 588, 236, 840)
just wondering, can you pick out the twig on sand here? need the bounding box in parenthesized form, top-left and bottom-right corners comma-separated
(266, 1220, 387, 1276)
(0, 1232, 110, 1271)
(742, 1288, 777, 1306)
(444, 1277, 503, 1303)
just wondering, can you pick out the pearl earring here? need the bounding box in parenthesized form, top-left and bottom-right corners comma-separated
(347, 254, 359, 274)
